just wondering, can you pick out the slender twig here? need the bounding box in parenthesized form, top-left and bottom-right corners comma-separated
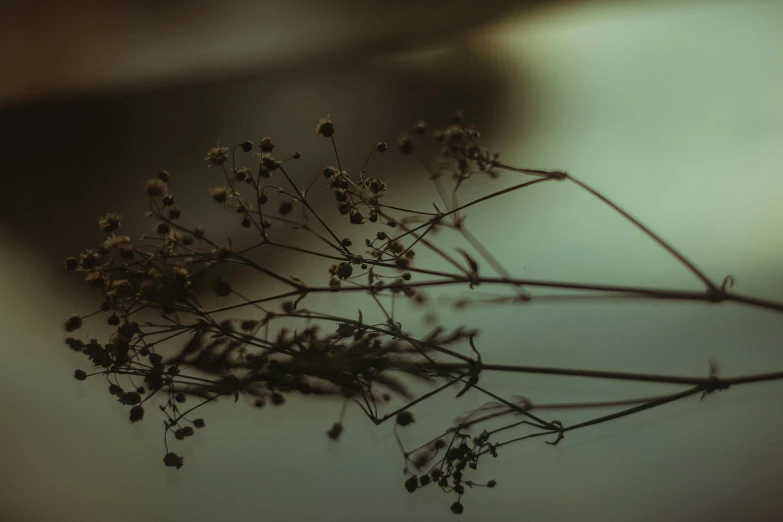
(63, 115, 783, 515)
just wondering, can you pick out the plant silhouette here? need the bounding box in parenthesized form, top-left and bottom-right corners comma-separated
(62, 112, 783, 515)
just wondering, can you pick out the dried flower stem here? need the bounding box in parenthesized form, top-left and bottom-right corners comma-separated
(61, 113, 783, 515)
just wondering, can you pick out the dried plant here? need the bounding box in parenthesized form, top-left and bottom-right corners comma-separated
(62, 112, 783, 515)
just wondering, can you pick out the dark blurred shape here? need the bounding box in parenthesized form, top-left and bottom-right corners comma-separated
(0, 0, 541, 268)
(0, 0, 553, 107)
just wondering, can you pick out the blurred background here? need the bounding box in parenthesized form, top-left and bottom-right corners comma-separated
(1, 0, 783, 521)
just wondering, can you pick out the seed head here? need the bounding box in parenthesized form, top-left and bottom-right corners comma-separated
(64, 314, 83, 332)
(213, 279, 232, 297)
(396, 411, 414, 427)
(85, 271, 105, 288)
(234, 166, 250, 182)
(119, 392, 141, 405)
(129, 405, 144, 423)
(211, 187, 229, 203)
(241, 141, 253, 152)
(65, 337, 83, 351)
(258, 137, 275, 153)
(327, 422, 344, 440)
(240, 320, 258, 331)
(336, 262, 353, 280)
(110, 280, 132, 297)
(349, 209, 363, 224)
(397, 134, 413, 155)
(316, 117, 335, 138)
(336, 323, 355, 337)
(259, 153, 279, 172)
(369, 179, 386, 194)
(74, 369, 87, 381)
(163, 452, 184, 469)
(146, 178, 168, 198)
(117, 243, 134, 260)
(278, 200, 294, 216)
(205, 146, 229, 166)
(64, 257, 78, 271)
(99, 213, 122, 233)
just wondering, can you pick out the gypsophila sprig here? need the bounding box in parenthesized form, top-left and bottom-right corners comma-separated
(60, 112, 783, 516)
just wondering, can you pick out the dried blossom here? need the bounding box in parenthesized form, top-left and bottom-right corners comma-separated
(57, 112, 783, 517)
(316, 117, 334, 137)
(205, 146, 229, 166)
